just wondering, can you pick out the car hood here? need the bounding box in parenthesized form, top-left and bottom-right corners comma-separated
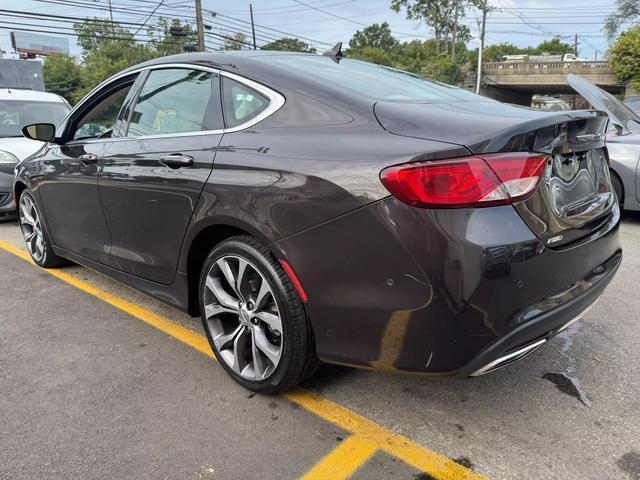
(0, 136, 45, 161)
(373, 99, 602, 154)
(567, 74, 640, 134)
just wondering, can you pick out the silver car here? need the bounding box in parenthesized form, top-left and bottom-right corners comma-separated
(568, 74, 640, 211)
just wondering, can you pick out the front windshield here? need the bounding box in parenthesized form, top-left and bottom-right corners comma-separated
(261, 55, 481, 102)
(0, 100, 70, 138)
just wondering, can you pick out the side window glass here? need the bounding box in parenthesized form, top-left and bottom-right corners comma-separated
(72, 81, 134, 140)
(127, 68, 222, 137)
(222, 77, 269, 128)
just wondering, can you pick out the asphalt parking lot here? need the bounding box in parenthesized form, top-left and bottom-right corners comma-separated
(1, 214, 639, 480)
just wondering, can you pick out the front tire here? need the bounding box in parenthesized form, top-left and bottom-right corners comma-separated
(18, 191, 67, 268)
(199, 236, 317, 394)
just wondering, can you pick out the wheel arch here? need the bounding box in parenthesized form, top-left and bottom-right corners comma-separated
(609, 167, 625, 206)
(182, 218, 286, 317)
(13, 180, 27, 204)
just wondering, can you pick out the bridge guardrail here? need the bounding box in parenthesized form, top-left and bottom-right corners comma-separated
(483, 61, 611, 74)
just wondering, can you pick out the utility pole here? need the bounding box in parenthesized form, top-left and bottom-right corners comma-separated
(249, 3, 257, 50)
(195, 0, 205, 52)
(107, 0, 115, 34)
(574, 33, 579, 57)
(451, 0, 459, 61)
(475, 4, 487, 94)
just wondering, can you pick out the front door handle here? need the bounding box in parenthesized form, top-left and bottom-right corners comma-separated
(78, 153, 99, 165)
(160, 154, 194, 169)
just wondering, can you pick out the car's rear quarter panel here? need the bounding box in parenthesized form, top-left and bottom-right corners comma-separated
(274, 197, 622, 374)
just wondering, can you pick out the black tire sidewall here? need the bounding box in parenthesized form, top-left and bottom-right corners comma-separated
(198, 237, 309, 394)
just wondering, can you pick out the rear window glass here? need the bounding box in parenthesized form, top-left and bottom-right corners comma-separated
(222, 77, 269, 128)
(260, 56, 480, 103)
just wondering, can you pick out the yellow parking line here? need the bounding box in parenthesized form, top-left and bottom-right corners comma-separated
(0, 240, 213, 357)
(287, 389, 485, 480)
(0, 239, 489, 480)
(300, 435, 378, 480)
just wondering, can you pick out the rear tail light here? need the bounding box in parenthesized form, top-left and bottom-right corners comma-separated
(379, 153, 549, 208)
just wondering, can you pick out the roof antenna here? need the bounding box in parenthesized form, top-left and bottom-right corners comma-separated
(323, 42, 344, 59)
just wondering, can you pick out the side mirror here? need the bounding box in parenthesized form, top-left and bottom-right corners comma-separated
(22, 123, 56, 143)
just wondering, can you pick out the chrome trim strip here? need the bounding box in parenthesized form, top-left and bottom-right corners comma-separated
(470, 295, 601, 377)
(57, 61, 285, 146)
(470, 338, 547, 377)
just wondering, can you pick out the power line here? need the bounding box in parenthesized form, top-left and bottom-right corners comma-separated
(131, 0, 167, 38)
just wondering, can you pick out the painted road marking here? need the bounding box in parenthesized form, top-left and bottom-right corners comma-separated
(300, 435, 378, 480)
(0, 239, 488, 480)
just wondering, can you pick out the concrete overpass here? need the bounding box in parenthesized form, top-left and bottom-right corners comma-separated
(464, 61, 631, 105)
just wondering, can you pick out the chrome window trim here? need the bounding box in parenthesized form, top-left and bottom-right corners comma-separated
(59, 62, 285, 146)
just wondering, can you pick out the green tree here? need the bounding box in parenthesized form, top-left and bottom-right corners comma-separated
(147, 17, 197, 56)
(349, 22, 399, 53)
(223, 32, 249, 50)
(390, 0, 481, 57)
(72, 19, 153, 102)
(421, 57, 463, 83)
(609, 26, 640, 90)
(348, 46, 394, 66)
(42, 54, 83, 104)
(262, 37, 316, 52)
(74, 18, 136, 54)
(536, 37, 574, 55)
(392, 39, 438, 73)
(605, 0, 640, 39)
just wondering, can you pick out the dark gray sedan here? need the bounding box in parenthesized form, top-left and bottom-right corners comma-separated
(14, 52, 621, 393)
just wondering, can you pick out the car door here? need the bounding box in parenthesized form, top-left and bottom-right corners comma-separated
(37, 74, 140, 264)
(98, 66, 224, 284)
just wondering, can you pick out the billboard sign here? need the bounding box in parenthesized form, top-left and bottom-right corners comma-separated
(10, 31, 70, 56)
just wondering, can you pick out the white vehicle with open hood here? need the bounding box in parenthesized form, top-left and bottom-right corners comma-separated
(568, 74, 640, 211)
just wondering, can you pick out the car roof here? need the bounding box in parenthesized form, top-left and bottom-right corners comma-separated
(0, 88, 67, 103)
(123, 50, 316, 74)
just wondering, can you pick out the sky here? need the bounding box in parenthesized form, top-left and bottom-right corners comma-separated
(0, 0, 620, 61)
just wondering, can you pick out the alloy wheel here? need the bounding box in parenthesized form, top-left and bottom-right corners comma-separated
(19, 195, 45, 263)
(203, 255, 283, 381)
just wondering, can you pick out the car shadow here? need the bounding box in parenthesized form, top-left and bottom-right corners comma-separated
(622, 209, 640, 224)
(299, 322, 604, 423)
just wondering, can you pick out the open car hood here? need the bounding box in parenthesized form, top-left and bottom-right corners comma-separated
(567, 74, 640, 133)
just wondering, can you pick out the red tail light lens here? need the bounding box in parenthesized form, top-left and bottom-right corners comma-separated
(380, 153, 549, 208)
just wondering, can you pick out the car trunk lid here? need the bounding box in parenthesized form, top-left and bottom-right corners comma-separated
(374, 100, 615, 248)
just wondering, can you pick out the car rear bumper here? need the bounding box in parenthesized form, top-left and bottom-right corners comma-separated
(458, 250, 621, 377)
(273, 196, 622, 375)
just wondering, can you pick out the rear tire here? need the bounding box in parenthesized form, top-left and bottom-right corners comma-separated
(199, 236, 317, 394)
(611, 171, 624, 209)
(18, 191, 67, 268)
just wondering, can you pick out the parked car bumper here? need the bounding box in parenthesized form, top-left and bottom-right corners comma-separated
(274, 197, 622, 375)
(0, 168, 16, 221)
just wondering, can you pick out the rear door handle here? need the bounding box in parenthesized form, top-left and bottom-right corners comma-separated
(160, 154, 194, 169)
(78, 154, 98, 165)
